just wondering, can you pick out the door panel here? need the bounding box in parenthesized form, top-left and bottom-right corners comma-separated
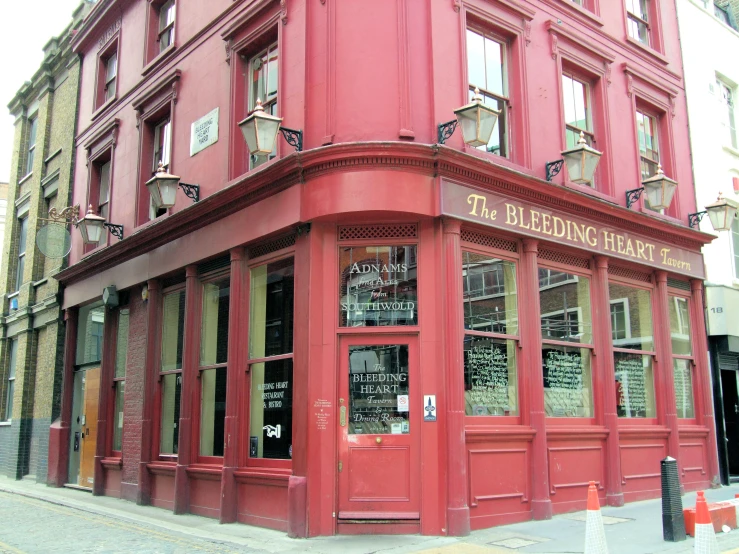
(721, 370, 739, 476)
(338, 338, 420, 521)
(79, 367, 100, 487)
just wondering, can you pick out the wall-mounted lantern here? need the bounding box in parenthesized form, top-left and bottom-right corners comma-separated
(238, 99, 303, 156)
(689, 193, 738, 231)
(626, 164, 678, 210)
(545, 132, 602, 184)
(146, 161, 200, 210)
(437, 88, 501, 146)
(77, 205, 124, 243)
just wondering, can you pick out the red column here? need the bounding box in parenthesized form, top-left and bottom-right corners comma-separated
(592, 256, 624, 506)
(690, 279, 720, 485)
(520, 238, 552, 520)
(220, 248, 245, 522)
(441, 217, 470, 536)
(47, 307, 78, 487)
(137, 279, 161, 505)
(654, 271, 680, 463)
(93, 307, 117, 496)
(174, 265, 199, 514)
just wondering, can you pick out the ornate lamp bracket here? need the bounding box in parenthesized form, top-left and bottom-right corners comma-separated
(545, 159, 564, 182)
(626, 187, 645, 209)
(437, 120, 458, 144)
(279, 127, 303, 152)
(104, 223, 124, 241)
(688, 211, 707, 229)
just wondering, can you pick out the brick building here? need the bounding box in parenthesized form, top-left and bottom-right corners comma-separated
(48, 0, 718, 537)
(0, 2, 92, 481)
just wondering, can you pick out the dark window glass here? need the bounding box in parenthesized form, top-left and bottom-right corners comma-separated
(464, 336, 517, 416)
(200, 279, 230, 365)
(249, 358, 293, 459)
(542, 345, 593, 417)
(162, 291, 185, 371)
(160, 373, 181, 455)
(200, 366, 227, 457)
(250, 258, 294, 358)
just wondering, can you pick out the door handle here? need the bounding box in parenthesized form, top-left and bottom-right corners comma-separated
(376, 437, 382, 444)
(340, 405, 346, 427)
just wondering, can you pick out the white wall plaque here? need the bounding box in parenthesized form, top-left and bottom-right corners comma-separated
(190, 107, 219, 156)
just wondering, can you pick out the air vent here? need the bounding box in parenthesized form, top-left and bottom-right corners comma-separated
(461, 230, 517, 253)
(338, 224, 418, 241)
(197, 255, 230, 275)
(249, 234, 296, 259)
(666, 278, 691, 291)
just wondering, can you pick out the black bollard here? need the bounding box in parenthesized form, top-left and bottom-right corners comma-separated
(661, 456, 686, 541)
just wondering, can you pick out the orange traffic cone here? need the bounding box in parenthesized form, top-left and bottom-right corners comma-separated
(693, 491, 718, 554)
(584, 481, 609, 554)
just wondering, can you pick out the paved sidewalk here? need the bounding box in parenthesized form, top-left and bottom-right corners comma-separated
(2, 476, 739, 553)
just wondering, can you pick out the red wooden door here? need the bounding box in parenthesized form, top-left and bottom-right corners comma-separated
(338, 336, 420, 521)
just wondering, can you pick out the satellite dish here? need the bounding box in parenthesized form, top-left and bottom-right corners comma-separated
(36, 223, 72, 259)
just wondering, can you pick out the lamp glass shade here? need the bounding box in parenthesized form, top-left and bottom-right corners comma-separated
(641, 169, 678, 211)
(561, 141, 602, 185)
(454, 99, 500, 148)
(705, 195, 738, 232)
(238, 109, 282, 157)
(145, 165, 181, 209)
(77, 206, 106, 245)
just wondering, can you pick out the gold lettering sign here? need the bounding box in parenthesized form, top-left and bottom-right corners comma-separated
(442, 183, 705, 279)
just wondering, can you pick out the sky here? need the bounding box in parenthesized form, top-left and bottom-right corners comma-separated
(0, 0, 84, 183)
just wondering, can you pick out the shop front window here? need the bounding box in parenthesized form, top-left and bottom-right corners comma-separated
(76, 303, 105, 365)
(670, 295, 694, 418)
(112, 309, 129, 452)
(159, 289, 185, 456)
(462, 252, 519, 416)
(199, 278, 230, 458)
(249, 257, 294, 460)
(539, 267, 593, 417)
(609, 283, 656, 418)
(339, 246, 418, 327)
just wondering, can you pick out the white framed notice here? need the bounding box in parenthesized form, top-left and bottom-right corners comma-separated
(190, 107, 219, 156)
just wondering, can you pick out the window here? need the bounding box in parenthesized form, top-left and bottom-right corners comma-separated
(3, 339, 17, 421)
(732, 218, 739, 278)
(199, 277, 230, 458)
(76, 303, 105, 365)
(103, 52, 118, 102)
(15, 217, 28, 292)
(626, 0, 650, 45)
(248, 42, 278, 168)
(609, 283, 656, 418)
(158, 0, 175, 52)
(714, 3, 732, 25)
(159, 289, 185, 456)
(112, 309, 129, 452)
(562, 73, 594, 149)
(669, 295, 694, 418)
(539, 267, 594, 417)
(25, 117, 37, 176)
(249, 258, 294, 460)
(150, 116, 171, 219)
(462, 252, 519, 416)
(636, 110, 659, 180)
(466, 28, 508, 157)
(717, 79, 737, 149)
(96, 161, 111, 247)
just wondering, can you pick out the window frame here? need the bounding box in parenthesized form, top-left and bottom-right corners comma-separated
(247, 40, 280, 170)
(462, 245, 521, 423)
(144, 0, 178, 67)
(14, 216, 28, 292)
(717, 78, 737, 150)
(158, 0, 176, 53)
(3, 338, 18, 422)
(636, 108, 660, 181)
(669, 292, 697, 421)
(109, 306, 129, 456)
(732, 217, 739, 280)
(626, 0, 651, 46)
(245, 248, 296, 470)
(25, 116, 38, 177)
(95, 36, 120, 111)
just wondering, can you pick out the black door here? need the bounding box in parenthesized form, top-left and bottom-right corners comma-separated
(721, 370, 739, 476)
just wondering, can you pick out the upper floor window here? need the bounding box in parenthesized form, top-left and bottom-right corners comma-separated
(636, 109, 659, 180)
(104, 52, 118, 102)
(3, 339, 18, 421)
(14, 217, 28, 292)
(25, 117, 37, 176)
(562, 73, 593, 149)
(249, 42, 278, 168)
(732, 217, 739, 279)
(158, 0, 176, 52)
(626, 0, 650, 45)
(150, 116, 172, 220)
(717, 79, 737, 149)
(714, 2, 734, 27)
(159, 289, 185, 457)
(97, 161, 111, 246)
(466, 28, 508, 157)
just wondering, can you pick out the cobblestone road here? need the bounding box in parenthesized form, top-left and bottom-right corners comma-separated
(0, 492, 259, 554)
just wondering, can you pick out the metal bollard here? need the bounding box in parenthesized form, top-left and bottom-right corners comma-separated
(661, 456, 686, 542)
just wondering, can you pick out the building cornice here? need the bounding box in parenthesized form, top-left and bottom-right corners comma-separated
(54, 142, 713, 286)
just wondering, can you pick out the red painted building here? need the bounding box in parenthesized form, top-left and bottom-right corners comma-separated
(47, 0, 719, 537)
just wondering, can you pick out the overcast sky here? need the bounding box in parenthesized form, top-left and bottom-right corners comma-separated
(0, 0, 84, 182)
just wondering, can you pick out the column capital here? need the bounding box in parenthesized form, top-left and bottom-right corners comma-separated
(593, 255, 609, 271)
(654, 270, 668, 284)
(230, 247, 245, 262)
(522, 238, 538, 254)
(64, 307, 78, 322)
(147, 278, 162, 291)
(186, 264, 198, 279)
(442, 217, 462, 235)
(690, 278, 703, 293)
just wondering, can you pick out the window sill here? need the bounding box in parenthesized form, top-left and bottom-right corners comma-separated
(92, 96, 117, 121)
(722, 144, 739, 158)
(638, 205, 683, 226)
(461, 145, 530, 174)
(234, 467, 292, 486)
(541, 0, 604, 27)
(101, 456, 123, 469)
(147, 460, 176, 475)
(563, 181, 617, 204)
(625, 36, 669, 66)
(142, 44, 177, 77)
(186, 463, 223, 481)
(7, 291, 19, 300)
(17, 172, 33, 186)
(0, 421, 11, 427)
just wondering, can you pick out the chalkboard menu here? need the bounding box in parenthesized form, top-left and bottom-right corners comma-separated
(348, 344, 410, 434)
(543, 348, 591, 417)
(673, 359, 694, 418)
(464, 339, 513, 415)
(614, 352, 650, 418)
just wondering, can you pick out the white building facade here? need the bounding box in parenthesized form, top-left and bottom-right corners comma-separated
(677, 0, 739, 484)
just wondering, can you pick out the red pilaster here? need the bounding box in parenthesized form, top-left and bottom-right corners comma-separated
(690, 279, 720, 485)
(592, 256, 624, 506)
(137, 279, 161, 505)
(441, 217, 470, 536)
(520, 238, 552, 520)
(174, 265, 199, 514)
(48, 307, 78, 487)
(93, 306, 117, 495)
(220, 248, 245, 522)
(654, 271, 681, 463)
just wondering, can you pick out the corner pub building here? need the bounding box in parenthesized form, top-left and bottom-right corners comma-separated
(44, 0, 719, 538)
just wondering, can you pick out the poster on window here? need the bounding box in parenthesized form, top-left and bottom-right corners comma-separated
(464, 338, 512, 416)
(543, 347, 592, 417)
